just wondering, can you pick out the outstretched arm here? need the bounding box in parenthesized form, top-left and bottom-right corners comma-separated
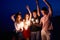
(43, 0, 52, 16)
(26, 5, 32, 20)
(36, 0, 40, 16)
(11, 14, 15, 22)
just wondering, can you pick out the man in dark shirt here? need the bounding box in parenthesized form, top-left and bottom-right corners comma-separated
(30, 0, 41, 40)
(30, 10, 41, 40)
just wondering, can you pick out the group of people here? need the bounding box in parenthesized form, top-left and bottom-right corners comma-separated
(11, 0, 53, 40)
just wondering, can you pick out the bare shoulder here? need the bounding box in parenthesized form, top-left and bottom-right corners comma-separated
(40, 17, 43, 22)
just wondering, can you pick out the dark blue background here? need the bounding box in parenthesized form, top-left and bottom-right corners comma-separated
(0, 0, 60, 32)
(0, 0, 60, 40)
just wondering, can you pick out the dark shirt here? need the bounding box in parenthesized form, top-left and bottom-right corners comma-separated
(30, 16, 41, 32)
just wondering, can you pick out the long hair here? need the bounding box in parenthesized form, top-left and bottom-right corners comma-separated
(15, 12, 22, 22)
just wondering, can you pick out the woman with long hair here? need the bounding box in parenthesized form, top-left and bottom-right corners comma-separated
(23, 6, 32, 40)
(11, 12, 24, 40)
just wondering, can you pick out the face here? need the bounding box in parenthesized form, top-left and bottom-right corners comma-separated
(16, 15, 22, 21)
(25, 14, 29, 20)
(41, 10, 45, 16)
(33, 12, 37, 18)
(41, 10, 48, 16)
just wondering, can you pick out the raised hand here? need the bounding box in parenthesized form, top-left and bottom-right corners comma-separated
(36, 0, 40, 16)
(26, 5, 32, 20)
(26, 5, 30, 11)
(43, 0, 52, 16)
(11, 14, 15, 22)
(36, 0, 38, 4)
(43, 0, 46, 2)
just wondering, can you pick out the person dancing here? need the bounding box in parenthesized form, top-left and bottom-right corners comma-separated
(40, 0, 53, 40)
(30, 0, 41, 40)
(23, 6, 32, 40)
(11, 12, 24, 40)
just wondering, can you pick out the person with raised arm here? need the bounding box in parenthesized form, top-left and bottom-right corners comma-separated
(30, 0, 41, 40)
(11, 12, 24, 40)
(40, 0, 53, 40)
(23, 5, 32, 40)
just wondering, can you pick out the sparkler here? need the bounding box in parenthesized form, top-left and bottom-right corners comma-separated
(36, 19, 39, 23)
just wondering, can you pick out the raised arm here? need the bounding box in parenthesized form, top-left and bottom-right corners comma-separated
(43, 0, 52, 16)
(36, 0, 40, 16)
(11, 14, 15, 22)
(26, 5, 32, 20)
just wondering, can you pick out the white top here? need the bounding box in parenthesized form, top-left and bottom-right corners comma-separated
(14, 22, 24, 32)
(24, 20, 30, 30)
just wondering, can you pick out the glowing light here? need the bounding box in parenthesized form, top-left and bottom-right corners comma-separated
(31, 18, 34, 22)
(36, 19, 39, 23)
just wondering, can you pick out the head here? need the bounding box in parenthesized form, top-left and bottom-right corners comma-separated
(41, 7, 48, 16)
(32, 10, 37, 18)
(25, 13, 30, 20)
(15, 12, 22, 22)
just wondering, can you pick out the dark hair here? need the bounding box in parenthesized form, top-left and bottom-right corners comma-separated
(15, 12, 22, 21)
(41, 7, 48, 15)
(41, 7, 48, 12)
(15, 12, 21, 18)
(33, 10, 37, 13)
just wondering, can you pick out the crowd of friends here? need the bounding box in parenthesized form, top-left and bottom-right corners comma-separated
(11, 0, 53, 40)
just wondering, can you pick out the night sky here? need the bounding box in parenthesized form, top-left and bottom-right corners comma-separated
(0, 0, 60, 32)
